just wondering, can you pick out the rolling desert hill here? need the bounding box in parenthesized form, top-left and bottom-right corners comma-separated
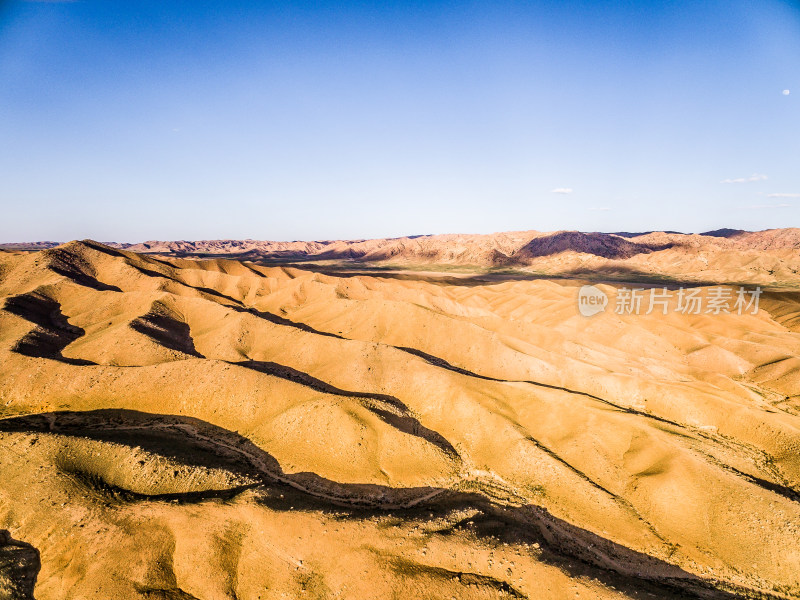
(6, 228, 800, 285)
(1, 237, 800, 598)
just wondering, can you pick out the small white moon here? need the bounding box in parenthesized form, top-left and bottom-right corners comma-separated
(783, 89, 791, 95)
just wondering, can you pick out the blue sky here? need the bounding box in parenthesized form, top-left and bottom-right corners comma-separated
(0, 0, 798, 242)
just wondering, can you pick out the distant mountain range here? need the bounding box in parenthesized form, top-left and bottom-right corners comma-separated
(4, 228, 800, 258)
(3, 229, 800, 284)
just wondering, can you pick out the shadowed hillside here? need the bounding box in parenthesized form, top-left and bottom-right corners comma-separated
(5, 229, 800, 285)
(1, 240, 800, 599)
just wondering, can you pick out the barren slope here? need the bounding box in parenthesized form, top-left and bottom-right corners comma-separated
(6, 229, 800, 285)
(1, 240, 800, 599)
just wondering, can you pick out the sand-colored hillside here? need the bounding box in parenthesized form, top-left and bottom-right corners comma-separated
(6, 229, 800, 285)
(1, 240, 800, 599)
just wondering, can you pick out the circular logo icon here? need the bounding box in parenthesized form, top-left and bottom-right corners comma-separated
(578, 285, 608, 317)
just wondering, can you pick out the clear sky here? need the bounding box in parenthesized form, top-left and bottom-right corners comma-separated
(0, 0, 798, 242)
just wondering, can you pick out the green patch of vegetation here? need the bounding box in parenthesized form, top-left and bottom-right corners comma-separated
(524, 483, 546, 498)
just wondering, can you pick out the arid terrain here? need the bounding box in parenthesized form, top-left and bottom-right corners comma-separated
(1, 231, 800, 599)
(5, 228, 800, 286)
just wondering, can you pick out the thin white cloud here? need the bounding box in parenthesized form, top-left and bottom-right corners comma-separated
(720, 173, 768, 184)
(588, 207, 611, 211)
(551, 187, 573, 194)
(767, 193, 800, 198)
(745, 203, 791, 209)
